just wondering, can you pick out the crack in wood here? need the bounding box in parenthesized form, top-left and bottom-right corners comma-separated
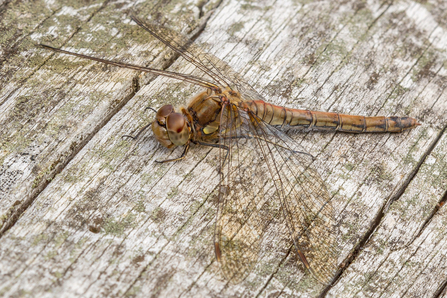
(0, 0, 115, 237)
(1, 0, 445, 296)
(321, 123, 447, 297)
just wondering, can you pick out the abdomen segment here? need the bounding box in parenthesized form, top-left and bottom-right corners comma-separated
(244, 100, 420, 133)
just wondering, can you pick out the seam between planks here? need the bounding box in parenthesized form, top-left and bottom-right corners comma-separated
(1, 6, 226, 296)
(1, 0, 224, 290)
(37, 1, 226, 294)
(319, 123, 447, 298)
(0, 0, 114, 237)
(0, 0, 220, 238)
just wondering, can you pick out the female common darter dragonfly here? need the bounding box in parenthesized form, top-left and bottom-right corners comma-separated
(41, 14, 420, 285)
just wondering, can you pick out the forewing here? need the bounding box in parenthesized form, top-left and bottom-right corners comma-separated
(214, 103, 269, 283)
(131, 15, 265, 101)
(215, 104, 338, 284)
(131, 14, 339, 284)
(39, 44, 218, 89)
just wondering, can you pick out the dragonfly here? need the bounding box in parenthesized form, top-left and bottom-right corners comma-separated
(40, 14, 420, 285)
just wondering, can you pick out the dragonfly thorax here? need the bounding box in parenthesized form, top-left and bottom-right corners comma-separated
(151, 104, 191, 148)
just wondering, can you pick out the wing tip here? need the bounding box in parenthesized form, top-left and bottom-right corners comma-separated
(214, 242, 222, 262)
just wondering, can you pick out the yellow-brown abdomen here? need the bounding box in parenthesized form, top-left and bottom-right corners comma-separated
(244, 100, 420, 133)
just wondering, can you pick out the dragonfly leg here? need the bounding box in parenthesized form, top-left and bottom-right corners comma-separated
(122, 107, 156, 140)
(122, 123, 153, 140)
(145, 106, 157, 113)
(249, 135, 315, 160)
(194, 141, 230, 168)
(122, 107, 157, 140)
(217, 134, 315, 159)
(195, 141, 228, 150)
(155, 142, 190, 163)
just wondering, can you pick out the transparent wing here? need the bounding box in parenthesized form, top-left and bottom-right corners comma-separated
(131, 15, 266, 102)
(39, 44, 219, 89)
(214, 103, 339, 284)
(132, 14, 339, 283)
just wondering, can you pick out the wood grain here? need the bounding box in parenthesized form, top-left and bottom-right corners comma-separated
(0, 0, 446, 297)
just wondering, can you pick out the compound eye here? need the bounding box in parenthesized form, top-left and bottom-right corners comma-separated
(156, 105, 174, 125)
(151, 121, 174, 148)
(166, 113, 186, 133)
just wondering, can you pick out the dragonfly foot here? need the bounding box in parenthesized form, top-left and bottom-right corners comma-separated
(155, 143, 190, 163)
(155, 156, 184, 163)
(291, 149, 315, 160)
(121, 123, 153, 141)
(122, 134, 137, 140)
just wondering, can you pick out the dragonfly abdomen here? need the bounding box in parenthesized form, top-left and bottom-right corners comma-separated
(245, 100, 420, 133)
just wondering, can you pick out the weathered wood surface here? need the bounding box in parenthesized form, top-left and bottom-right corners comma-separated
(0, 0, 446, 297)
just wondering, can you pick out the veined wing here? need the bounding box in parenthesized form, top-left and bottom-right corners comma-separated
(130, 15, 266, 102)
(39, 44, 219, 90)
(214, 102, 339, 284)
(42, 15, 265, 101)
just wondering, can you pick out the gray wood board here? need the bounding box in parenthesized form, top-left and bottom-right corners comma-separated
(0, 0, 446, 297)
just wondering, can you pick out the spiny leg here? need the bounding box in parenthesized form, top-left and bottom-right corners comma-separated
(155, 142, 190, 163)
(208, 134, 314, 161)
(122, 123, 153, 140)
(195, 140, 228, 150)
(122, 106, 157, 140)
(194, 140, 230, 168)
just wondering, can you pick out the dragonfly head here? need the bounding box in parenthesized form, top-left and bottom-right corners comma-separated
(152, 104, 190, 148)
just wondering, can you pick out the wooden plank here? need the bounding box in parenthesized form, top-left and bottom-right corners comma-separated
(0, 0, 446, 297)
(0, 0, 219, 230)
(1, 0, 114, 217)
(330, 132, 447, 297)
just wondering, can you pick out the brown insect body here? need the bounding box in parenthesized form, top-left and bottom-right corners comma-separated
(41, 14, 421, 285)
(152, 87, 420, 150)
